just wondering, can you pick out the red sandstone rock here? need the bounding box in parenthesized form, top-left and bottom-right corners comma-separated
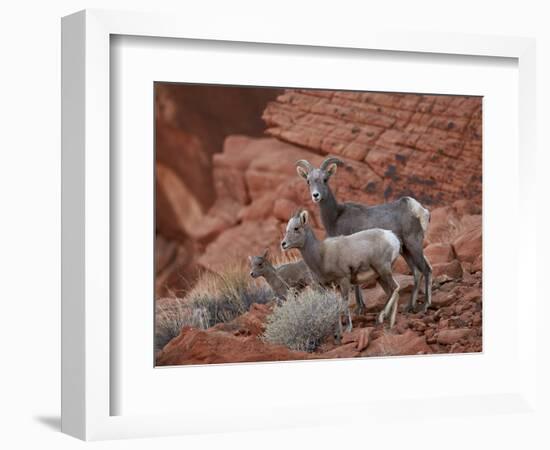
(364, 330, 432, 356)
(273, 198, 299, 222)
(197, 218, 283, 274)
(424, 243, 455, 265)
(462, 287, 482, 303)
(425, 206, 461, 244)
(431, 290, 458, 308)
(156, 162, 205, 240)
(436, 328, 475, 345)
(393, 255, 411, 274)
(213, 303, 274, 337)
(342, 328, 372, 351)
(432, 259, 463, 281)
(453, 226, 482, 264)
(320, 343, 361, 359)
(238, 192, 277, 221)
(157, 327, 311, 365)
(452, 199, 482, 216)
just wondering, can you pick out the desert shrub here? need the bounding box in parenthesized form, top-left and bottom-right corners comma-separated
(262, 288, 345, 352)
(155, 299, 209, 352)
(186, 266, 272, 328)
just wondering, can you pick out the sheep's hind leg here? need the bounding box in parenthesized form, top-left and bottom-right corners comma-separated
(402, 249, 420, 313)
(404, 238, 433, 313)
(376, 277, 391, 325)
(423, 256, 433, 311)
(388, 280, 400, 329)
(377, 271, 400, 328)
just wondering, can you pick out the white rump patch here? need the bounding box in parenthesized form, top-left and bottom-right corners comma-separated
(406, 197, 430, 232)
(383, 230, 402, 260)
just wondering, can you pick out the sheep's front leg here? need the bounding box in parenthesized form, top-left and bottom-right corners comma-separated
(339, 278, 353, 333)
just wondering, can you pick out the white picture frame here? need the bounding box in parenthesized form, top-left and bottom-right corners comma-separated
(61, 9, 538, 441)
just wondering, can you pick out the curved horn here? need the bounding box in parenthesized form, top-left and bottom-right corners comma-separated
(295, 159, 314, 173)
(320, 157, 344, 170)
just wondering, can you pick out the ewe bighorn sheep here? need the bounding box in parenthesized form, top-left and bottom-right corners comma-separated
(249, 249, 313, 300)
(296, 157, 432, 313)
(281, 210, 401, 334)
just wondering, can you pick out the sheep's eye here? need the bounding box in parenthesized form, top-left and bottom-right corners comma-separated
(323, 178, 328, 183)
(294, 227, 299, 232)
(306, 180, 310, 185)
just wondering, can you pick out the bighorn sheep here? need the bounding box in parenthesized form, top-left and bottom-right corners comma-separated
(281, 210, 401, 334)
(249, 249, 313, 300)
(296, 157, 432, 313)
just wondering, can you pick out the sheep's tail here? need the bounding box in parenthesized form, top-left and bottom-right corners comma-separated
(404, 197, 430, 233)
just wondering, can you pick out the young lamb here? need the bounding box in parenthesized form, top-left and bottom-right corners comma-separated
(281, 210, 402, 335)
(296, 157, 432, 313)
(248, 249, 313, 301)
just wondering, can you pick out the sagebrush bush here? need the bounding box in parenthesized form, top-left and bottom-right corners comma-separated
(179, 266, 272, 327)
(262, 288, 344, 352)
(155, 299, 209, 352)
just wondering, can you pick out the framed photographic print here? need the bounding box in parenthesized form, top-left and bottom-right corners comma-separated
(153, 82, 483, 367)
(62, 9, 538, 441)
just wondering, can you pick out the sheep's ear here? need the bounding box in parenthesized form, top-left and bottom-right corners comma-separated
(262, 248, 269, 259)
(248, 256, 253, 263)
(296, 166, 309, 180)
(326, 163, 338, 177)
(299, 210, 309, 225)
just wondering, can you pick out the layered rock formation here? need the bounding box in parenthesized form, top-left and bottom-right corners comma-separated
(263, 89, 482, 206)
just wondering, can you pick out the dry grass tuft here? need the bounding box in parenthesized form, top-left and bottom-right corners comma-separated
(262, 288, 344, 352)
(155, 298, 209, 352)
(186, 265, 272, 327)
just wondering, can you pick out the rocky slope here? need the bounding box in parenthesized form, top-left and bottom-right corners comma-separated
(157, 200, 482, 365)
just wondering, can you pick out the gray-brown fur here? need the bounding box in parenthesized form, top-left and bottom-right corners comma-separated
(296, 157, 432, 313)
(281, 210, 402, 336)
(248, 249, 312, 300)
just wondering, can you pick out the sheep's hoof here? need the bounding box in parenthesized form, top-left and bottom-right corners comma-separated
(346, 323, 353, 333)
(377, 311, 385, 324)
(404, 304, 415, 314)
(356, 305, 366, 316)
(334, 333, 342, 345)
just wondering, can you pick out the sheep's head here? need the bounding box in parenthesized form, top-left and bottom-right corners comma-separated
(248, 249, 272, 278)
(296, 157, 342, 203)
(281, 210, 310, 251)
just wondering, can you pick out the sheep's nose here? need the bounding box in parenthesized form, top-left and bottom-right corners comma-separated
(312, 192, 320, 199)
(250, 272, 253, 276)
(281, 241, 287, 249)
